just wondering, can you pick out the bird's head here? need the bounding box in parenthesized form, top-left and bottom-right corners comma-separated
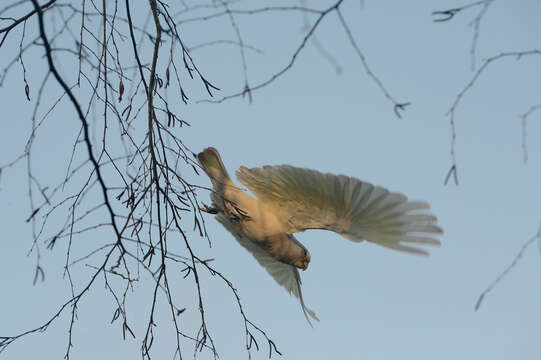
(285, 235, 311, 270)
(293, 246, 311, 271)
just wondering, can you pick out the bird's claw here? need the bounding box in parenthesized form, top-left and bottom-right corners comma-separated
(200, 203, 219, 214)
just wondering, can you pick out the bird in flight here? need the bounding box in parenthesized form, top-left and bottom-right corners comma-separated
(197, 147, 442, 325)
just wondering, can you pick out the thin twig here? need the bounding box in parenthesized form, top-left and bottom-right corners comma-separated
(475, 220, 541, 311)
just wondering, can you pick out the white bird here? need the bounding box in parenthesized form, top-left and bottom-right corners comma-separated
(197, 147, 442, 325)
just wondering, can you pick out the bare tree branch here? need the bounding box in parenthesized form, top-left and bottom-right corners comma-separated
(520, 104, 541, 164)
(198, 0, 407, 117)
(443, 50, 541, 185)
(336, 8, 410, 118)
(432, 0, 495, 69)
(475, 220, 541, 311)
(0, 0, 56, 47)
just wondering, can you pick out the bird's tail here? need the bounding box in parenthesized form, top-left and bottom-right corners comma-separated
(197, 147, 233, 189)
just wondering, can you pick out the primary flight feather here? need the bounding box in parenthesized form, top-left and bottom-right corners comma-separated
(197, 147, 442, 325)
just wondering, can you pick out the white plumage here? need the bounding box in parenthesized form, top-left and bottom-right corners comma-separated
(198, 147, 442, 325)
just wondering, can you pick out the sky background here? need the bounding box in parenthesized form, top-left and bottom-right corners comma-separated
(1, 1, 540, 359)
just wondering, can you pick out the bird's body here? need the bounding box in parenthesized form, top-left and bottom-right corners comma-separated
(198, 148, 309, 266)
(197, 147, 442, 325)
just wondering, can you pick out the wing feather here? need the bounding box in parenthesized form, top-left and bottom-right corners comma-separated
(215, 213, 319, 325)
(237, 165, 442, 255)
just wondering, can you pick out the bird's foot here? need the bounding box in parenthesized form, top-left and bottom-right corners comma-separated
(200, 203, 219, 214)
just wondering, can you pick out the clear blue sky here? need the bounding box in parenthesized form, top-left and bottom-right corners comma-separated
(1, 1, 540, 359)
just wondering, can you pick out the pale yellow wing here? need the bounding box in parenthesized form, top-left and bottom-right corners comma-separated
(237, 165, 442, 255)
(215, 213, 319, 325)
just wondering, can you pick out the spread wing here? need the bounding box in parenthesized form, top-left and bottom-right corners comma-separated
(237, 165, 443, 255)
(215, 214, 319, 326)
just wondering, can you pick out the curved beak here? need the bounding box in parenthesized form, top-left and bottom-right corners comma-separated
(301, 252, 311, 270)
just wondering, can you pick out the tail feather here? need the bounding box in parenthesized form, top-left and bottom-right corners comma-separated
(197, 147, 232, 188)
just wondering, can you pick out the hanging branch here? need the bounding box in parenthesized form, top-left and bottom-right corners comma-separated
(475, 220, 541, 311)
